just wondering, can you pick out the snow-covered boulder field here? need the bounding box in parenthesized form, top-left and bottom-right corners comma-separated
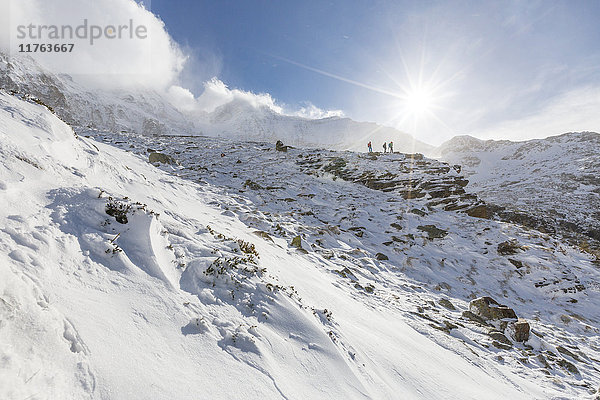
(434, 133, 600, 253)
(1, 90, 599, 399)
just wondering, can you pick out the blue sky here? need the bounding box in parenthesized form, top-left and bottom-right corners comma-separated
(151, 1, 600, 143)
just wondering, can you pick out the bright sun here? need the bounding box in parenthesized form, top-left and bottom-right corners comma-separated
(405, 88, 434, 115)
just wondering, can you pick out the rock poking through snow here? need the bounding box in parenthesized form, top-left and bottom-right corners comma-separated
(149, 152, 175, 164)
(507, 319, 530, 343)
(276, 140, 288, 152)
(469, 296, 518, 322)
(417, 225, 448, 240)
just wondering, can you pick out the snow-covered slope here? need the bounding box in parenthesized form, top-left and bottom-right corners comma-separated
(2, 83, 600, 397)
(0, 52, 195, 136)
(0, 53, 432, 154)
(0, 90, 382, 399)
(435, 132, 600, 250)
(0, 85, 593, 398)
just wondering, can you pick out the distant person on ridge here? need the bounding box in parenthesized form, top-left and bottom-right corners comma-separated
(383, 142, 387, 153)
(388, 141, 393, 153)
(367, 141, 372, 152)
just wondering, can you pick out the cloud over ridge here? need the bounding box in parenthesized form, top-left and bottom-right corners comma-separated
(0, 0, 342, 121)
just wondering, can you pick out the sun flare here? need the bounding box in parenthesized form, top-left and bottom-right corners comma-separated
(404, 88, 434, 116)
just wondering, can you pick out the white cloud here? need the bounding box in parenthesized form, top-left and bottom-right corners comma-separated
(166, 78, 284, 114)
(165, 85, 197, 113)
(0, 0, 344, 121)
(1, 0, 186, 89)
(166, 79, 345, 121)
(292, 103, 344, 119)
(194, 78, 283, 113)
(477, 85, 600, 140)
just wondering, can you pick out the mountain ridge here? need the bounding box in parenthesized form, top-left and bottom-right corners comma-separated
(434, 130, 600, 253)
(435, 131, 600, 156)
(0, 52, 432, 154)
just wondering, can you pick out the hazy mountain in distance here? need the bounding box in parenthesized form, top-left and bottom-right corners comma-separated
(197, 97, 433, 153)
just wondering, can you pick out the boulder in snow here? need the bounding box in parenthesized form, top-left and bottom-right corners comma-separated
(290, 235, 308, 253)
(506, 318, 530, 342)
(469, 296, 517, 322)
(466, 204, 490, 219)
(149, 152, 175, 165)
(275, 140, 288, 152)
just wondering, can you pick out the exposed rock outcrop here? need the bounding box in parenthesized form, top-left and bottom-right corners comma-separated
(506, 319, 530, 343)
(469, 296, 517, 322)
(468, 297, 531, 343)
(438, 298, 456, 310)
(149, 152, 175, 165)
(276, 140, 289, 152)
(417, 225, 448, 240)
(465, 204, 490, 219)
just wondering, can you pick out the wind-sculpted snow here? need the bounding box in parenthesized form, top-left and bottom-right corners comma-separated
(84, 127, 600, 398)
(1, 90, 600, 399)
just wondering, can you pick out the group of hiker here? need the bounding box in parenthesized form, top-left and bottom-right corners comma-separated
(366, 141, 393, 153)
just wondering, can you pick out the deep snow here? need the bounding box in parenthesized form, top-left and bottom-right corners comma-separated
(1, 90, 599, 399)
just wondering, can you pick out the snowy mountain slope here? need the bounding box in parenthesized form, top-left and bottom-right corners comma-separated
(0, 53, 432, 154)
(435, 132, 600, 252)
(80, 125, 600, 398)
(0, 91, 390, 399)
(0, 52, 195, 136)
(3, 90, 600, 398)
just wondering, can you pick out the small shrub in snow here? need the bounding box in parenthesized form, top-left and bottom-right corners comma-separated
(237, 239, 259, 258)
(206, 225, 260, 261)
(104, 196, 158, 225)
(312, 308, 334, 323)
(15, 154, 43, 169)
(497, 239, 524, 255)
(105, 197, 131, 224)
